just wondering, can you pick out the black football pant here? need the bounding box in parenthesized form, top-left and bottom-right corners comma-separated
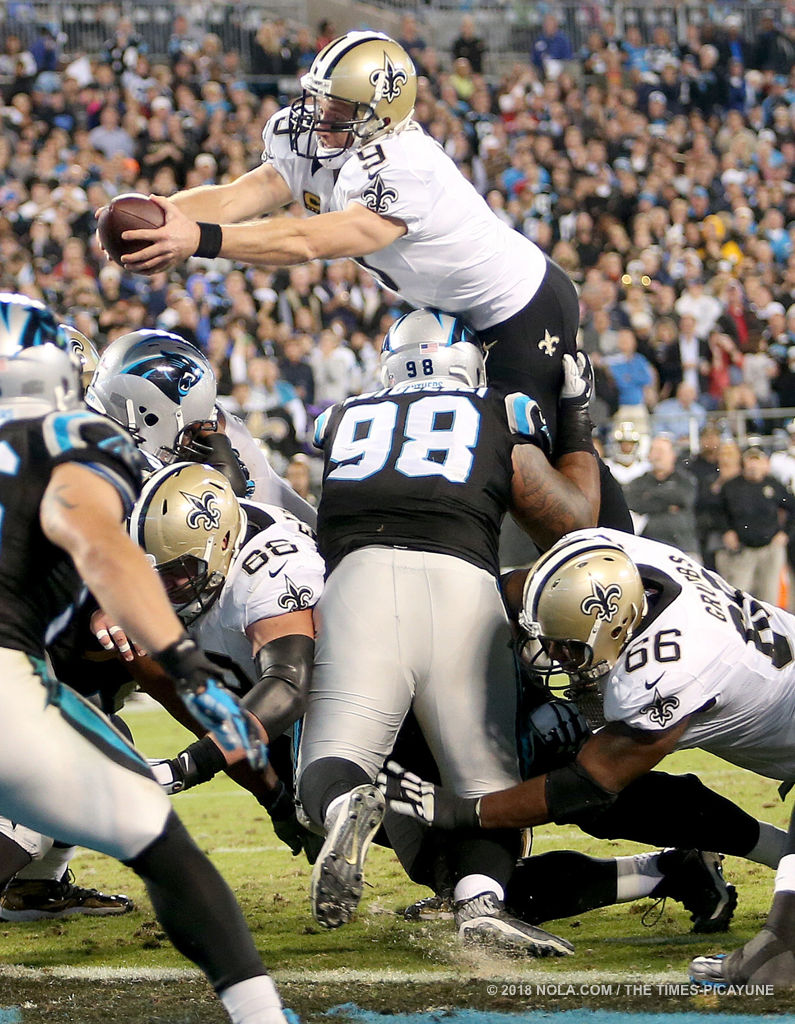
(481, 257, 632, 534)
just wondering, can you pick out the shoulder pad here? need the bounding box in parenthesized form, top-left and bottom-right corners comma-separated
(312, 405, 337, 449)
(42, 410, 139, 463)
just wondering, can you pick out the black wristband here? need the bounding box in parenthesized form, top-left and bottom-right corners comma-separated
(195, 222, 223, 259)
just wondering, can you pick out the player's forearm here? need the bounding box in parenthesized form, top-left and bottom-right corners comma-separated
(168, 183, 263, 224)
(555, 451, 600, 523)
(478, 776, 550, 829)
(218, 212, 374, 266)
(71, 532, 184, 655)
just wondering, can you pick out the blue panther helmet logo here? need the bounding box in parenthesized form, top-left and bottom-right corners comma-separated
(122, 350, 205, 404)
(183, 490, 222, 531)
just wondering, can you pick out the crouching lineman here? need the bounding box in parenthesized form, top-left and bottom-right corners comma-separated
(380, 527, 795, 986)
(298, 309, 599, 954)
(0, 292, 291, 1023)
(129, 461, 323, 861)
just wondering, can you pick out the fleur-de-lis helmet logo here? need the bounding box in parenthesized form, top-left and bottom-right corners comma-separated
(370, 52, 408, 103)
(183, 489, 222, 531)
(580, 579, 622, 621)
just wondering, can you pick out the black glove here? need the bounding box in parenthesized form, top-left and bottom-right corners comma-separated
(180, 429, 251, 498)
(555, 352, 596, 458)
(518, 697, 591, 779)
(264, 781, 325, 863)
(377, 761, 480, 830)
(154, 637, 267, 770)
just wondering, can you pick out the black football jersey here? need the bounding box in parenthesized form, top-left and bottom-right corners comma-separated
(0, 409, 144, 657)
(313, 381, 544, 575)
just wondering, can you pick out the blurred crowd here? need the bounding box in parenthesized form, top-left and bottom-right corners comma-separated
(1, 4, 795, 584)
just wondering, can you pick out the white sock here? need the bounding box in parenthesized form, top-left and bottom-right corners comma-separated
(16, 843, 75, 883)
(615, 851, 663, 902)
(774, 853, 795, 894)
(220, 975, 286, 1024)
(323, 792, 351, 832)
(747, 822, 787, 868)
(454, 873, 504, 904)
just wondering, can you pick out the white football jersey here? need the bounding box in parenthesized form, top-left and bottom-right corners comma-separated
(261, 111, 547, 330)
(580, 529, 795, 783)
(188, 501, 324, 694)
(222, 410, 317, 528)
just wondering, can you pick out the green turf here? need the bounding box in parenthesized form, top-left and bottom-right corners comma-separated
(0, 705, 792, 1020)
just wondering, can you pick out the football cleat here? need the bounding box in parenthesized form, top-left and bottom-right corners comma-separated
(0, 870, 134, 921)
(310, 784, 385, 929)
(402, 888, 455, 921)
(690, 928, 795, 987)
(454, 891, 574, 956)
(652, 849, 737, 932)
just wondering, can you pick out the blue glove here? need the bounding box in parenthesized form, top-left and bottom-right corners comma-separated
(154, 637, 268, 771)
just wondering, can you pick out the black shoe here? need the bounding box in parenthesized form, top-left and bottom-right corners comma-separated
(652, 849, 737, 933)
(402, 890, 455, 921)
(690, 928, 795, 987)
(310, 784, 385, 929)
(454, 891, 574, 956)
(0, 870, 134, 921)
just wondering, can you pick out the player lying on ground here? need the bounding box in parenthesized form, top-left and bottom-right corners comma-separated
(381, 528, 795, 986)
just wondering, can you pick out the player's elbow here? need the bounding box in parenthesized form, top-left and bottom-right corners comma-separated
(242, 634, 315, 738)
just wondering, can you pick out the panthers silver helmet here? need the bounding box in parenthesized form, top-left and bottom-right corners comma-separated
(0, 292, 81, 418)
(86, 330, 217, 463)
(380, 309, 486, 388)
(520, 533, 647, 684)
(130, 462, 247, 624)
(289, 31, 417, 160)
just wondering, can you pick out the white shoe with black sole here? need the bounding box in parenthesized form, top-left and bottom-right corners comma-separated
(310, 784, 385, 929)
(455, 890, 575, 957)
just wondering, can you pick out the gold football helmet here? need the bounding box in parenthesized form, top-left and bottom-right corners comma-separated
(520, 533, 646, 683)
(289, 31, 417, 159)
(60, 324, 100, 392)
(130, 462, 247, 623)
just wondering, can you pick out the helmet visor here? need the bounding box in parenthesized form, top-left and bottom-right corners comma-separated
(538, 638, 594, 675)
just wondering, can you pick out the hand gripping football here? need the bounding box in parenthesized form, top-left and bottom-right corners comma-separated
(97, 193, 165, 265)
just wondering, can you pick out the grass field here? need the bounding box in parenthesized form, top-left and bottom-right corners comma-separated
(1, 703, 794, 1022)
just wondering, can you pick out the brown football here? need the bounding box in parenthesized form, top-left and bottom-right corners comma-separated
(97, 193, 165, 266)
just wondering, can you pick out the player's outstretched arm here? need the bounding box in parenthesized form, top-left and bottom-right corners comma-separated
(167, 163, 294, 222)
(120, 200, 406, 275)
(380, 720, 688, 831)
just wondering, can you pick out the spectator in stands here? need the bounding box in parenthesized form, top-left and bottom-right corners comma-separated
(716, 445, 792, 606)
(624, 435, 700, 560)
(284, 454, 317, 507)
(603, 420, 650, 487)
(606, 328, 656, 431)
(681, 425, 723, 569)
(451, 16, 486, 76)
(769, 420, 795, 493)
(279, 334, 315, 407)
(531, 13, 572, 81)
(309, 329, 361, 407)
(751, 11, 795, 76)
(101, 16, 147, 78)
(397, 15, 428, 74)
(652, 380, 707, 442)
(89, 105, 136, 160)
(656, 313, 711, 399)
